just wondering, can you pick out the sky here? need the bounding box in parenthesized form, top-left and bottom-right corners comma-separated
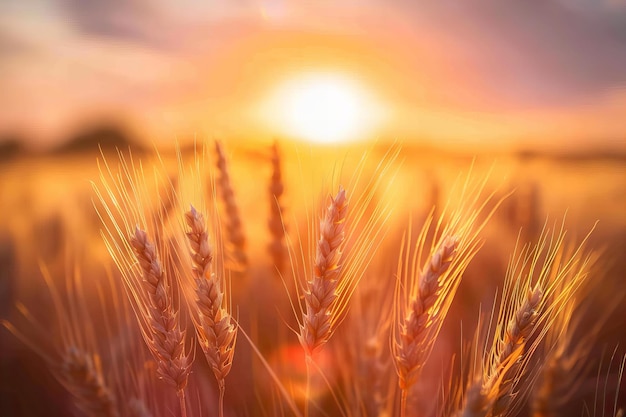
(1, 0, 626, 151)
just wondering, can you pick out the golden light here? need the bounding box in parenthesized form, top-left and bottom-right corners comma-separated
(258, 72, 385, 144)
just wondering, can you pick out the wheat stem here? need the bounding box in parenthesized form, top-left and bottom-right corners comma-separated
(177, 389, 187, 417)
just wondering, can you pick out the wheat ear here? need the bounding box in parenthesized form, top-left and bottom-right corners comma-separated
(2, 319, 120, 417)
(460, 287, 542, 417)
(185, 206, 237, 417)
(393, 168, 503, 417)
(531, 251, 604, 417)
(294, 145, 402, 360)
(395, 235, 458, 392)
(60, 346, 119, 417)
(459, 223, 594, 417)
(531, 316, 576, 417)
(2, 262, 122, 417)
(268, 141, 287, 276)
(298, 186, 348, 356)
(215, 140, 247, 270)
(491, 285, 543, 416)
(130, 227, 192, 414)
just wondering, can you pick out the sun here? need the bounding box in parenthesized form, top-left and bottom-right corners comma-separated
(280, 75, 361, 143)
(260, 73, 382, 144)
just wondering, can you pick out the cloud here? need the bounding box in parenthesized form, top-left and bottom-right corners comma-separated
(382, 0, 626, 107)
(53, 0, 166, 45)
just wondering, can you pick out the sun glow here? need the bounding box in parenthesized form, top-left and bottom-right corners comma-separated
(260, 73, 384, 144)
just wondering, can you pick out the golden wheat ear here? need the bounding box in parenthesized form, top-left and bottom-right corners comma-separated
(184, 205, 237, 417)
(130, 227, 192, 393)
(2, 262, 120, 417)
(268, 140, 288, 277)
(530, 248, 610, 417)
(292, 144, 401, 359)
(394, 234, 459, 393)
(3, 323, 119, 417)
(391, 167, 503, 417)
(283, 145, 400, 416)
(334, 255, 397, 417)
(214, 140, 248, 273)
(298, 186, 348, 356)
(60, 346, 120, 417)
(94, 150, 192, 417)
(457, 221, 595, 417)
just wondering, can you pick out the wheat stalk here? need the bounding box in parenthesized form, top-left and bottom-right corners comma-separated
(130, 227, 192, 416)
(490, 285, 543, 416)
(60, 346, 120, 417)
(1, 263, 122, 417)
(291, 145, 401, 361)
(185, 205, 237, 417)
(531, 251, 605, 417)
(395, 235, 459, 393)
(336, 264, 395, 417)
(215, 140, 247, 271)
(392, 169, 504, 417)
(298, 186, 348, 356)
(268, 141, 287, 277)
(457, 222, 595, 417)
(459, 287, 543, 417)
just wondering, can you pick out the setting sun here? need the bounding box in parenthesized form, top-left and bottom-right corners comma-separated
(259, 73, 384, 144)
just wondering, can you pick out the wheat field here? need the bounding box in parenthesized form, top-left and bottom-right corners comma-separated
(0, 140, 625, 417)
